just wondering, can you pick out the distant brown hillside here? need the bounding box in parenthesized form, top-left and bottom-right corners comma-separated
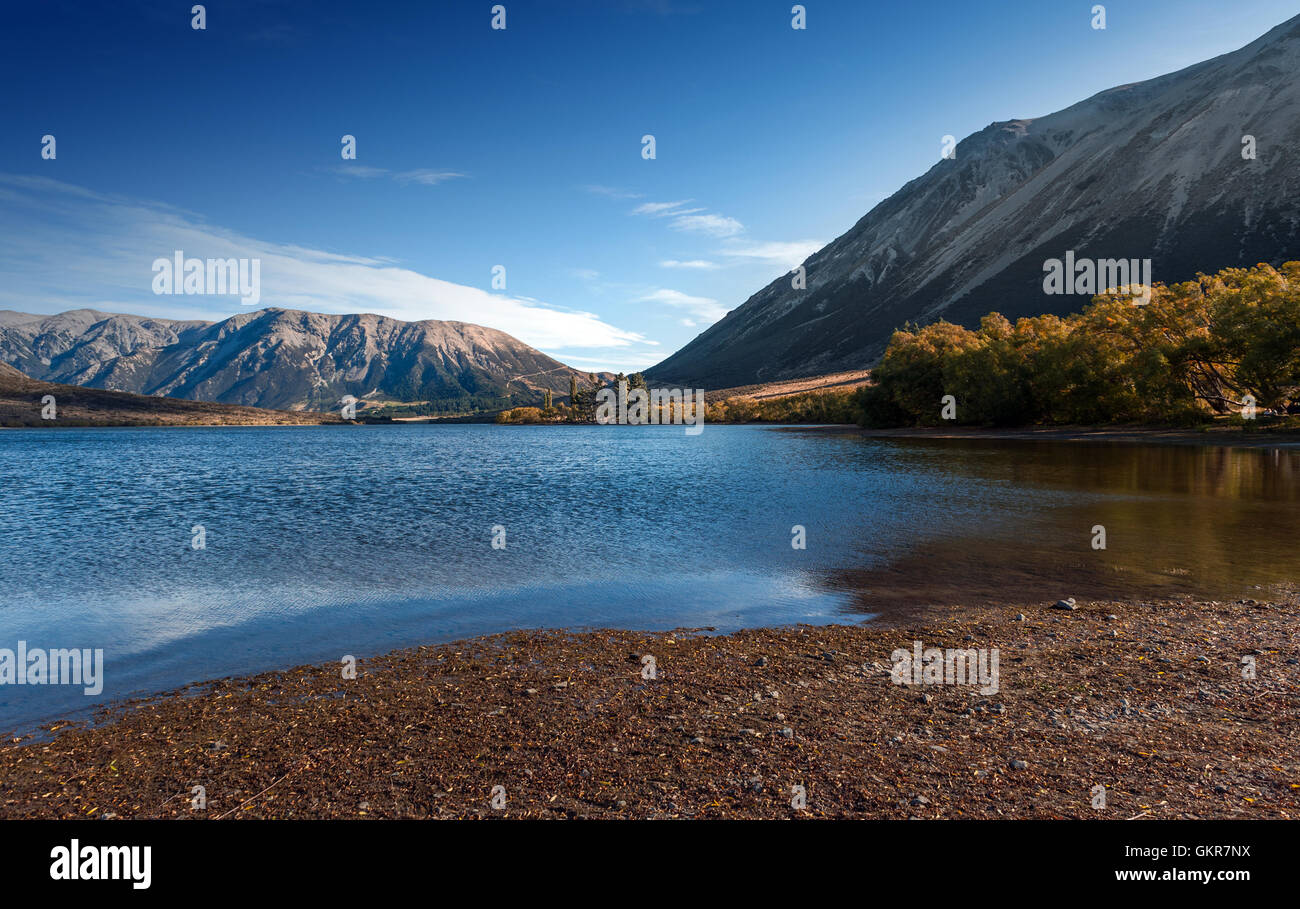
(704, 370, 872, 404)
(0, 363, 343, 427)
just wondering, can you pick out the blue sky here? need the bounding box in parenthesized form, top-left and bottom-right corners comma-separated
(1, 0, 1296, 372)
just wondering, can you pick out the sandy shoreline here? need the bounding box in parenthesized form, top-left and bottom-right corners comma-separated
(1, 595, 1295, 820)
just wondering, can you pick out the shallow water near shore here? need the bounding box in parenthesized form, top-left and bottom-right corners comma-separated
(2, 423, 1298, 731)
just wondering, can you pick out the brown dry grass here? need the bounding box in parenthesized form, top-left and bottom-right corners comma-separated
(0, 367, 342, 427)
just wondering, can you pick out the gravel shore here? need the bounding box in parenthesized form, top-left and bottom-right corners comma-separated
(2, 596, 1296, 819)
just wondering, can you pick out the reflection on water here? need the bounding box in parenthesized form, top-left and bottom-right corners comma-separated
(0, 425, 1296, 730)
(825, 437, 1300, 612)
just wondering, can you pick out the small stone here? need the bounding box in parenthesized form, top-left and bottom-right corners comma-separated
(920, 693, 933, 704)
(780, 727, 794, 739)
(910, 796, 930, 807)
(1051, 598, 1078, 611)
(689, 736, 703, 745)
(1013, 614, 1026, 622)
(1009, 759, 1028, 771)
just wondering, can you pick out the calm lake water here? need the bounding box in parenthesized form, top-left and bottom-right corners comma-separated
(2, 424, 1298, 731)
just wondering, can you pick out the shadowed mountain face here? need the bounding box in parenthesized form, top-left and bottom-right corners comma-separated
(648, 15, 1300, 389)
(0, 308, 600, 411)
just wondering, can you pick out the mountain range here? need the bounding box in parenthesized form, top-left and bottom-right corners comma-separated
(0, 308, 601, 412)
(647, 14, 1300, 388)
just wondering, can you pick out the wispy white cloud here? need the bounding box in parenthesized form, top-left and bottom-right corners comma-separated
(632, 199, 696, 217)
(0, 174, 642, 355)
(581, 184, 644, 200)
(671, 213, 743, 238)
(394, 169, 466, 185)
(325, 164, 389, 179)
(720, 239, 824, 270)
(562, 351, 664, 373)
(659, 259, 719, 270)
(630, 199, 744, 238)
(638, 288, 728, 324)
(321, 165, 467, 186)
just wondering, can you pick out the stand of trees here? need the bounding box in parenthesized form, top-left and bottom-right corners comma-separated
(498, 373, 648, 424)
(857, 262, 1300, 427)
(708, 390, 864, 424)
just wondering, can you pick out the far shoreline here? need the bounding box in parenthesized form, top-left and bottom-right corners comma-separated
(9, 419, 1300, 450)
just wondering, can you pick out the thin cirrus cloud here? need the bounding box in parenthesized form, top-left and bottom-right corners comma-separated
(0, 174, 645, 356)
(659, 259, 719, 270)
(322, 165, 467, 185)
(630, 197, 821, 266)
(671, 213, 743, 238)
(632, 200, 696, 216)
(631, 199, 744, 237)
(720, 239, 825, 270)
(581, 184, 644, 200)
(660, 243, 823, 273)
(638, 288, 728, 325)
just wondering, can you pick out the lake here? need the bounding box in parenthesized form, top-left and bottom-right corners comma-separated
(2, 424, 1298, 731)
